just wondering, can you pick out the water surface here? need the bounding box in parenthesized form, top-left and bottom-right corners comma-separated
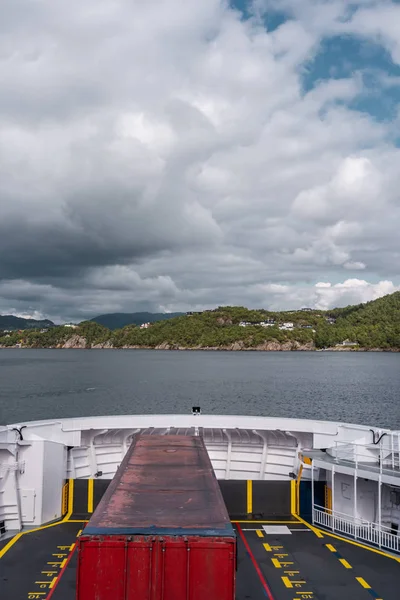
(0, 349, 399, 428)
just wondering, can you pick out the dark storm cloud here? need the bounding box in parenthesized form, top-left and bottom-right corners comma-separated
(0, 0, 399, 320)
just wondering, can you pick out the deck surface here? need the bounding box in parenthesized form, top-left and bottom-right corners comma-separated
(1, 516, 399, 599)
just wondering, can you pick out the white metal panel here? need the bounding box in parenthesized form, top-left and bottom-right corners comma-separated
(20, 489, 35, 522)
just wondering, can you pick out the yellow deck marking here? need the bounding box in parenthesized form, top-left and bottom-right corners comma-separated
(0, 533, 23, 559)
(60, 558, 68, 568)
(339, 558, 352, 569)
(70, 542, 76, 551)
(296, 465, 304, 514)
(87, 479, 94, 513)
(282, 576, 293, 588)
(356, 577, 371, 589)
(0, 478, 77, 561)
(272, 558, 281, 568)
(325, 544, 336, 552)
(232, 520, 297, 524)
(256, 530, 264, 538)
(35, 581, 52, 585)
(273, 558, 294, 567)
(49, 576, 58, 589)
(41, 571, 57, 575)
(263, 543, 272, 551)
(77, 529, 83, 537)
(68, 478, 74, 516)
(290, 480, 400, 563)
(284, 570, 299, 574)
(67, 520, 88, 523)
(247, 480, 253, 514)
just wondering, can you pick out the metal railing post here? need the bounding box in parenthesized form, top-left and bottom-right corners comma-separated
(355, 444, 358, 469)
(378, 475, 382, 549)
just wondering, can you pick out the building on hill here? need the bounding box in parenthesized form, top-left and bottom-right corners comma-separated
(279, 322, 294, 330)
(239, 321, 276, 327)
(337, 339, 358, 347)
(64, 323, 78, 329)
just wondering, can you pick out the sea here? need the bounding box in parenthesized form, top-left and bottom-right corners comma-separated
(0, 349, 399, 429)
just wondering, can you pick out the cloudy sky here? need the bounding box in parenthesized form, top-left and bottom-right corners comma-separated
(1, 0, 400, 322)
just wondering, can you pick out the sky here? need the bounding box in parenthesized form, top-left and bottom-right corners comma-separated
(0, 0, 400, 323)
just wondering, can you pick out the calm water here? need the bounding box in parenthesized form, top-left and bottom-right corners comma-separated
(0, 349, 399, 428)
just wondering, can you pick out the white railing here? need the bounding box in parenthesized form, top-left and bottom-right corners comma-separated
(330, 436, 400, 476)
(313, 506, 400, 554)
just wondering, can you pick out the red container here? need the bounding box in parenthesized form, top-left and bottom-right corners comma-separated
(76, 435, 236, 600)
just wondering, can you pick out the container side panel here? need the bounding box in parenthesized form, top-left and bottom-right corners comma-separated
(163, 541, 190, 600)
(77, 541, 125, 600)
(126, 542, 152, 600)
(189, 540, 236, 600)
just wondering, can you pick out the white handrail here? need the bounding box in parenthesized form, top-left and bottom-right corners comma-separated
(313, 507, 400, 553)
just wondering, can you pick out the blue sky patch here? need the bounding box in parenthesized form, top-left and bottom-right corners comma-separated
(302, 35, 400, 122)
(230, 0, 287, 31)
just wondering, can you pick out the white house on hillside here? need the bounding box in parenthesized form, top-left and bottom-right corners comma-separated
(279, 322, 294, 330)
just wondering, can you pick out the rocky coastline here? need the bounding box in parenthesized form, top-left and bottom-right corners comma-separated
(1, 336, 399, 352)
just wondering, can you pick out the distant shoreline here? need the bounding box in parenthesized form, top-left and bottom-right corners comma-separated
(1, 345, 399, 352)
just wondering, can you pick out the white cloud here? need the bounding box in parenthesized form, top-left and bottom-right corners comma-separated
(313, 279, 400, 309)
(0, 0, 399, 319)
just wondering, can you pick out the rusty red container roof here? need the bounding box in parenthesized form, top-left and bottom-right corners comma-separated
(84, 435, 234, 537)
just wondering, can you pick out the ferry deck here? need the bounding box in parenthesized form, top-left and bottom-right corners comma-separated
(1, 481, 399, 600)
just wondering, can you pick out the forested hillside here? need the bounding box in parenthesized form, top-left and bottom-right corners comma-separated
(0, 292, 399, 350)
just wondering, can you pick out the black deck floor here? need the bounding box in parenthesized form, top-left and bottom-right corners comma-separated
(1, 517, 399, 600)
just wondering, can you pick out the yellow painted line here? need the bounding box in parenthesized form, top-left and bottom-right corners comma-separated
(49, 576, 58, 588)
(290, 477, 400, 563)
(284, 570, 299, 574)
(60, 558, 68, 568)
(42, 571, 57, 575)
(256, 529, 264, 538)
(296, 515, 324, 538)
(35, 581, 52, 585)
(339, 558, 352, 569)
(326, 544, 336, 552)
(271, 558, 281, 568)
(298, 516, 400, 563)
(87, 478, 94, 513)
(70, 543, 76, 551)
(0, 532, 23, 560)
(77, 529, 83, 537)
(67, 478, 74, 517)
(356, 577, 371, 589)
(66, 519, 88, 524)
(296, 465, 303, 514)
(0, 478, 84, 561)
(290, 479, 296, 515)
(28, 593, 46, 596)
(282, 576, 293, 588)
(232, 520, 297, 524)
(263, 543, 272, 552)
(247, 480, 253, 514)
